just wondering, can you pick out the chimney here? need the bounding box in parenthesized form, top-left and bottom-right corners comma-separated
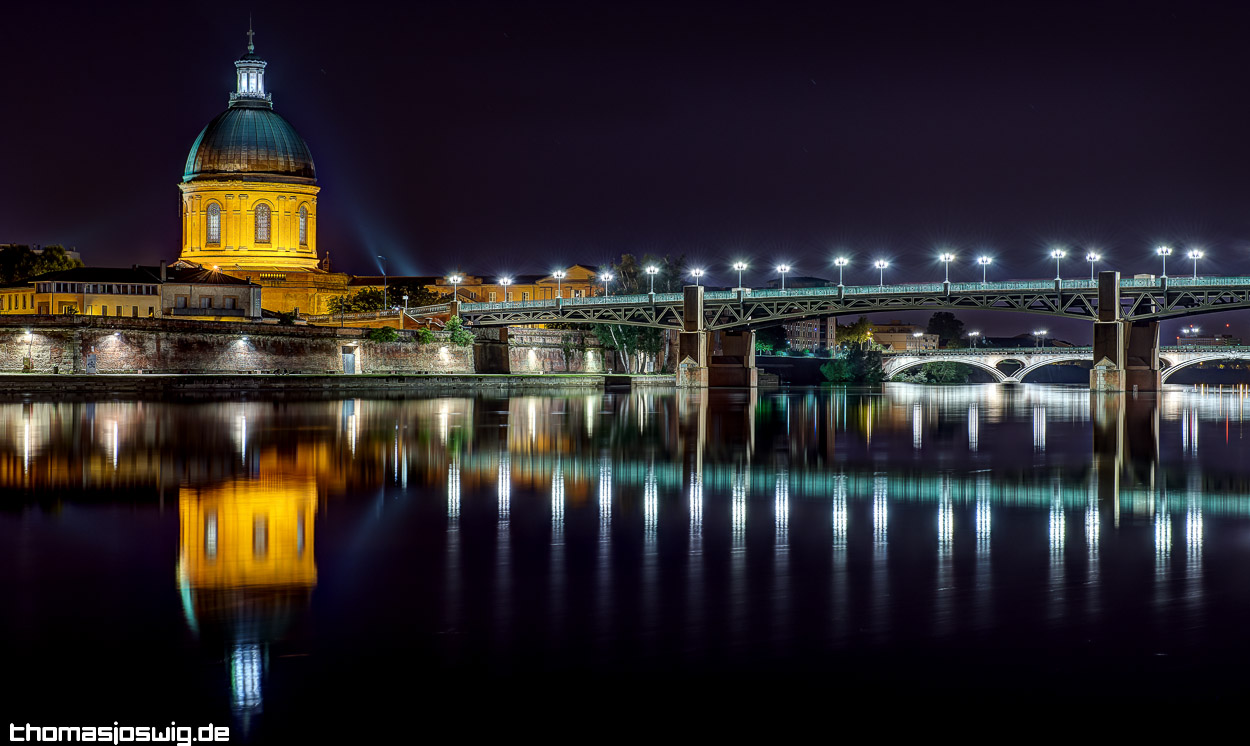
(159, 260, 167, 282)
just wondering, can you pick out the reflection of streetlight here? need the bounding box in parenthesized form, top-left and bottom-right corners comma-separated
(1086, 252, 1101, 281)
(776, 264, 791, 291)
(833, 257, 849, 286)
(977, 256, 992, 285)
(1033, 329, 1047, 348)
(1187, 249, 1204, 279)
(690, 268, 705, 286)
(875, 259, 889, 287)
(968, 330, 981, 347)
(1157, 245, 1173, 278)
(1050, 248, 1066, 281)
(733, 261, 748, 290)
(552, 269, 566, 299)
(939, 252, 955, 283)
(499, 277, 513, 302)
(645, 265, 659, 294)
(600, 272, 614, 297)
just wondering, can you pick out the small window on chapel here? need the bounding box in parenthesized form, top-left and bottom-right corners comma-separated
(206, 203, 221, 245)
(255, 203, 271, 244)
(299, 205, 308, 246)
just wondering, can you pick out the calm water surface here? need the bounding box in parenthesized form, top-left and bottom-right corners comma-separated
(4, 384, 1250, 736)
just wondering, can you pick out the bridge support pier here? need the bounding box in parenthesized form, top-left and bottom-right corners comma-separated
(677, 286, 708, 388)
(1090, 270, 1160, 392)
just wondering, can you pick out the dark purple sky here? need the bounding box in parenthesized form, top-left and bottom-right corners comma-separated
(6, 0, 1250, 340)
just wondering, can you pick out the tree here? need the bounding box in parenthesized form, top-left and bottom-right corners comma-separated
(445, 316, 475, 347)
(414, 328, 436, 345)
(558, 333, 585, 371)
(593, 252, 687, 372)
(921, 361, 970, 383)
(820, 347, 884, 383)
(755, 326, 788, 354)
(836, 316, 873, 345)
(0, 244, 84, 283)
(926, 312, 966, 348)
(366, 326, 399, 342)
(327, 288, 385, 314)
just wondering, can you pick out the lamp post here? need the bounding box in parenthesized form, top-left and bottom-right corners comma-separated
(1034, 329, 1047, 348)
(1157, 245, 1172, 278)
(1050, 248, 1066, 281)
(733, 261, 748, 290)
(939, 252, 955, 283)
(977, 256, 992, 285)
(875, 259, 889, 287)
(600, 272, 614, 297)
(377, 255, 388, 309)
(912, 330, 924, 351)
(1085, 252, 1101, 281)
(499, 277, 512, 302)
(968, 330, 981, 347)
(776, 264, 791, 290)
(403, 294, 409, 311)
(833, 257, 848, 286)
(552, 269, 566, 299)
(448, 273, 463, 302)
(1188, 249, 1204, 279)
(645, 265, 659, 294)
(690, 268, 705, 286)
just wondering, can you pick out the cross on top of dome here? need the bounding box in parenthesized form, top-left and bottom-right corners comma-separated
(231, 20, 271, 108)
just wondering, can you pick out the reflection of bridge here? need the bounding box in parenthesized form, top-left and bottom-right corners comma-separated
(446, 272, 1250, 390)
(882, 345, 1250, 383)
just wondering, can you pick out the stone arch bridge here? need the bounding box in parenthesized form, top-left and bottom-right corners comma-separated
(883, 346, 1250, 383)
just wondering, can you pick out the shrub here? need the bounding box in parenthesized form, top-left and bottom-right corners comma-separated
(414, 327, 436, 345)
(366, 326, 399, 343)
(446, 316, 475, 347)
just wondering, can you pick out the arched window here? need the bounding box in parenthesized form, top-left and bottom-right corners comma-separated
(255, 203, 271, 244)
(206, 203, 221, 245)
(299, 205, 308, 246)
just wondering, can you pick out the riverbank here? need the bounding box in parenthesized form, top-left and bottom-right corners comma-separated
(0, 372, 675, 398)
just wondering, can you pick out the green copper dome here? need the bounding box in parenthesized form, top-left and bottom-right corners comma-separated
(183, 103, 316, 185)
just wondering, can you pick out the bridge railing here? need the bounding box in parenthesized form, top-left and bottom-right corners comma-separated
(881, 346, 1093, 357)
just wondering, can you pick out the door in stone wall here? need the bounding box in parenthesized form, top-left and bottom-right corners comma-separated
(342, 347, 356, 374)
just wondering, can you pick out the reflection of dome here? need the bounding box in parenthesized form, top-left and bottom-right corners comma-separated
(183, 105, 316, 184)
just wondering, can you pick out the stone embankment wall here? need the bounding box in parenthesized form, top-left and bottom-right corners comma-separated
(506, 329, 610, 374)
(0, 317, 473, 374)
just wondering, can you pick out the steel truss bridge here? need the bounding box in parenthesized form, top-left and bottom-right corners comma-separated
(881, 345, 1250, 383)
(454, 276, 1250, 330)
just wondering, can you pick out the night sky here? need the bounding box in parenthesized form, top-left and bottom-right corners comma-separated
(6, 0, 1250, 340)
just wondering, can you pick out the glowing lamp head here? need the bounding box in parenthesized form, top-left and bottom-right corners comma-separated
(939, 253, 955, 262)
(969, 331, 980, 337)
(1050, 248, 1066, 259)
(645, 266, 659, 276)
(552, 270, 566, 279)
(1157, 245, 1173, 256)
(834, 257, 849, 267)
(912, 331, 923, 338)
(1086, 252, 1101, 262)
(448, 274, 463, 284)
(600, 272, 614, 282)
(733, 261, 748, 271)
(776, 264, 791, 273)
(499, 277, 512, 287)
(874, 259, 889, 270)
(690, 268, 705, 278)
(1187, 249, 1204, 260)
(977, 256, 992, 266)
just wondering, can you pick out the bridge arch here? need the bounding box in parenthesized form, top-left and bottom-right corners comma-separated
(884, 358, 1009, 383)
(1015, 357, 1092, 382)
(1160, 352, 1250, 382)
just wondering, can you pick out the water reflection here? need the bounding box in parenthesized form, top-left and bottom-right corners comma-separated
(8, 384, 1250, 729)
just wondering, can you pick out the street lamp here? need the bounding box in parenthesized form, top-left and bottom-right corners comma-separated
(977, 256, 992, 285)
(733, 261, 748, 290)
(1086, 252, 1101, 281)
(776, 264, 791, 290)
(553, 269, 566, 299)
(1187, 249, 1204, 279)
(1033, 329, 1047, 348)
(447, 273, 463, 302)
(645, 265, 659, 294)
(377, 255, 388, 309)
(939, 252, 955, 283)
(1157, 245, 1172, 278)
(968, 330, 981, 347)
(690, 268, 705, 286)
(833, 257, 849, 286)
(1050, 248, 1066, 281)
(874, 259, 889, 287)
(499, 277, 513, 302)
(402, 294, 409, 311)
(600, 272, 614, 297)
(912, 330, 924, 351)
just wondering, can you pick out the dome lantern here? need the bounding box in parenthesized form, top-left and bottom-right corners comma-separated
(230, 21, 271, 108)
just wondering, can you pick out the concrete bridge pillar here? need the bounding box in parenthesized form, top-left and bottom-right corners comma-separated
(709, 330, 758, 387)
(677, 285, 708, 388)
(1091, 270, 1161, 391)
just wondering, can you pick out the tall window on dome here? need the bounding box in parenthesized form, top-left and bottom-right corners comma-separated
(206, 203, 221, 245)
(255, 203, 271, 244)
(299, 206, 308, 246)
